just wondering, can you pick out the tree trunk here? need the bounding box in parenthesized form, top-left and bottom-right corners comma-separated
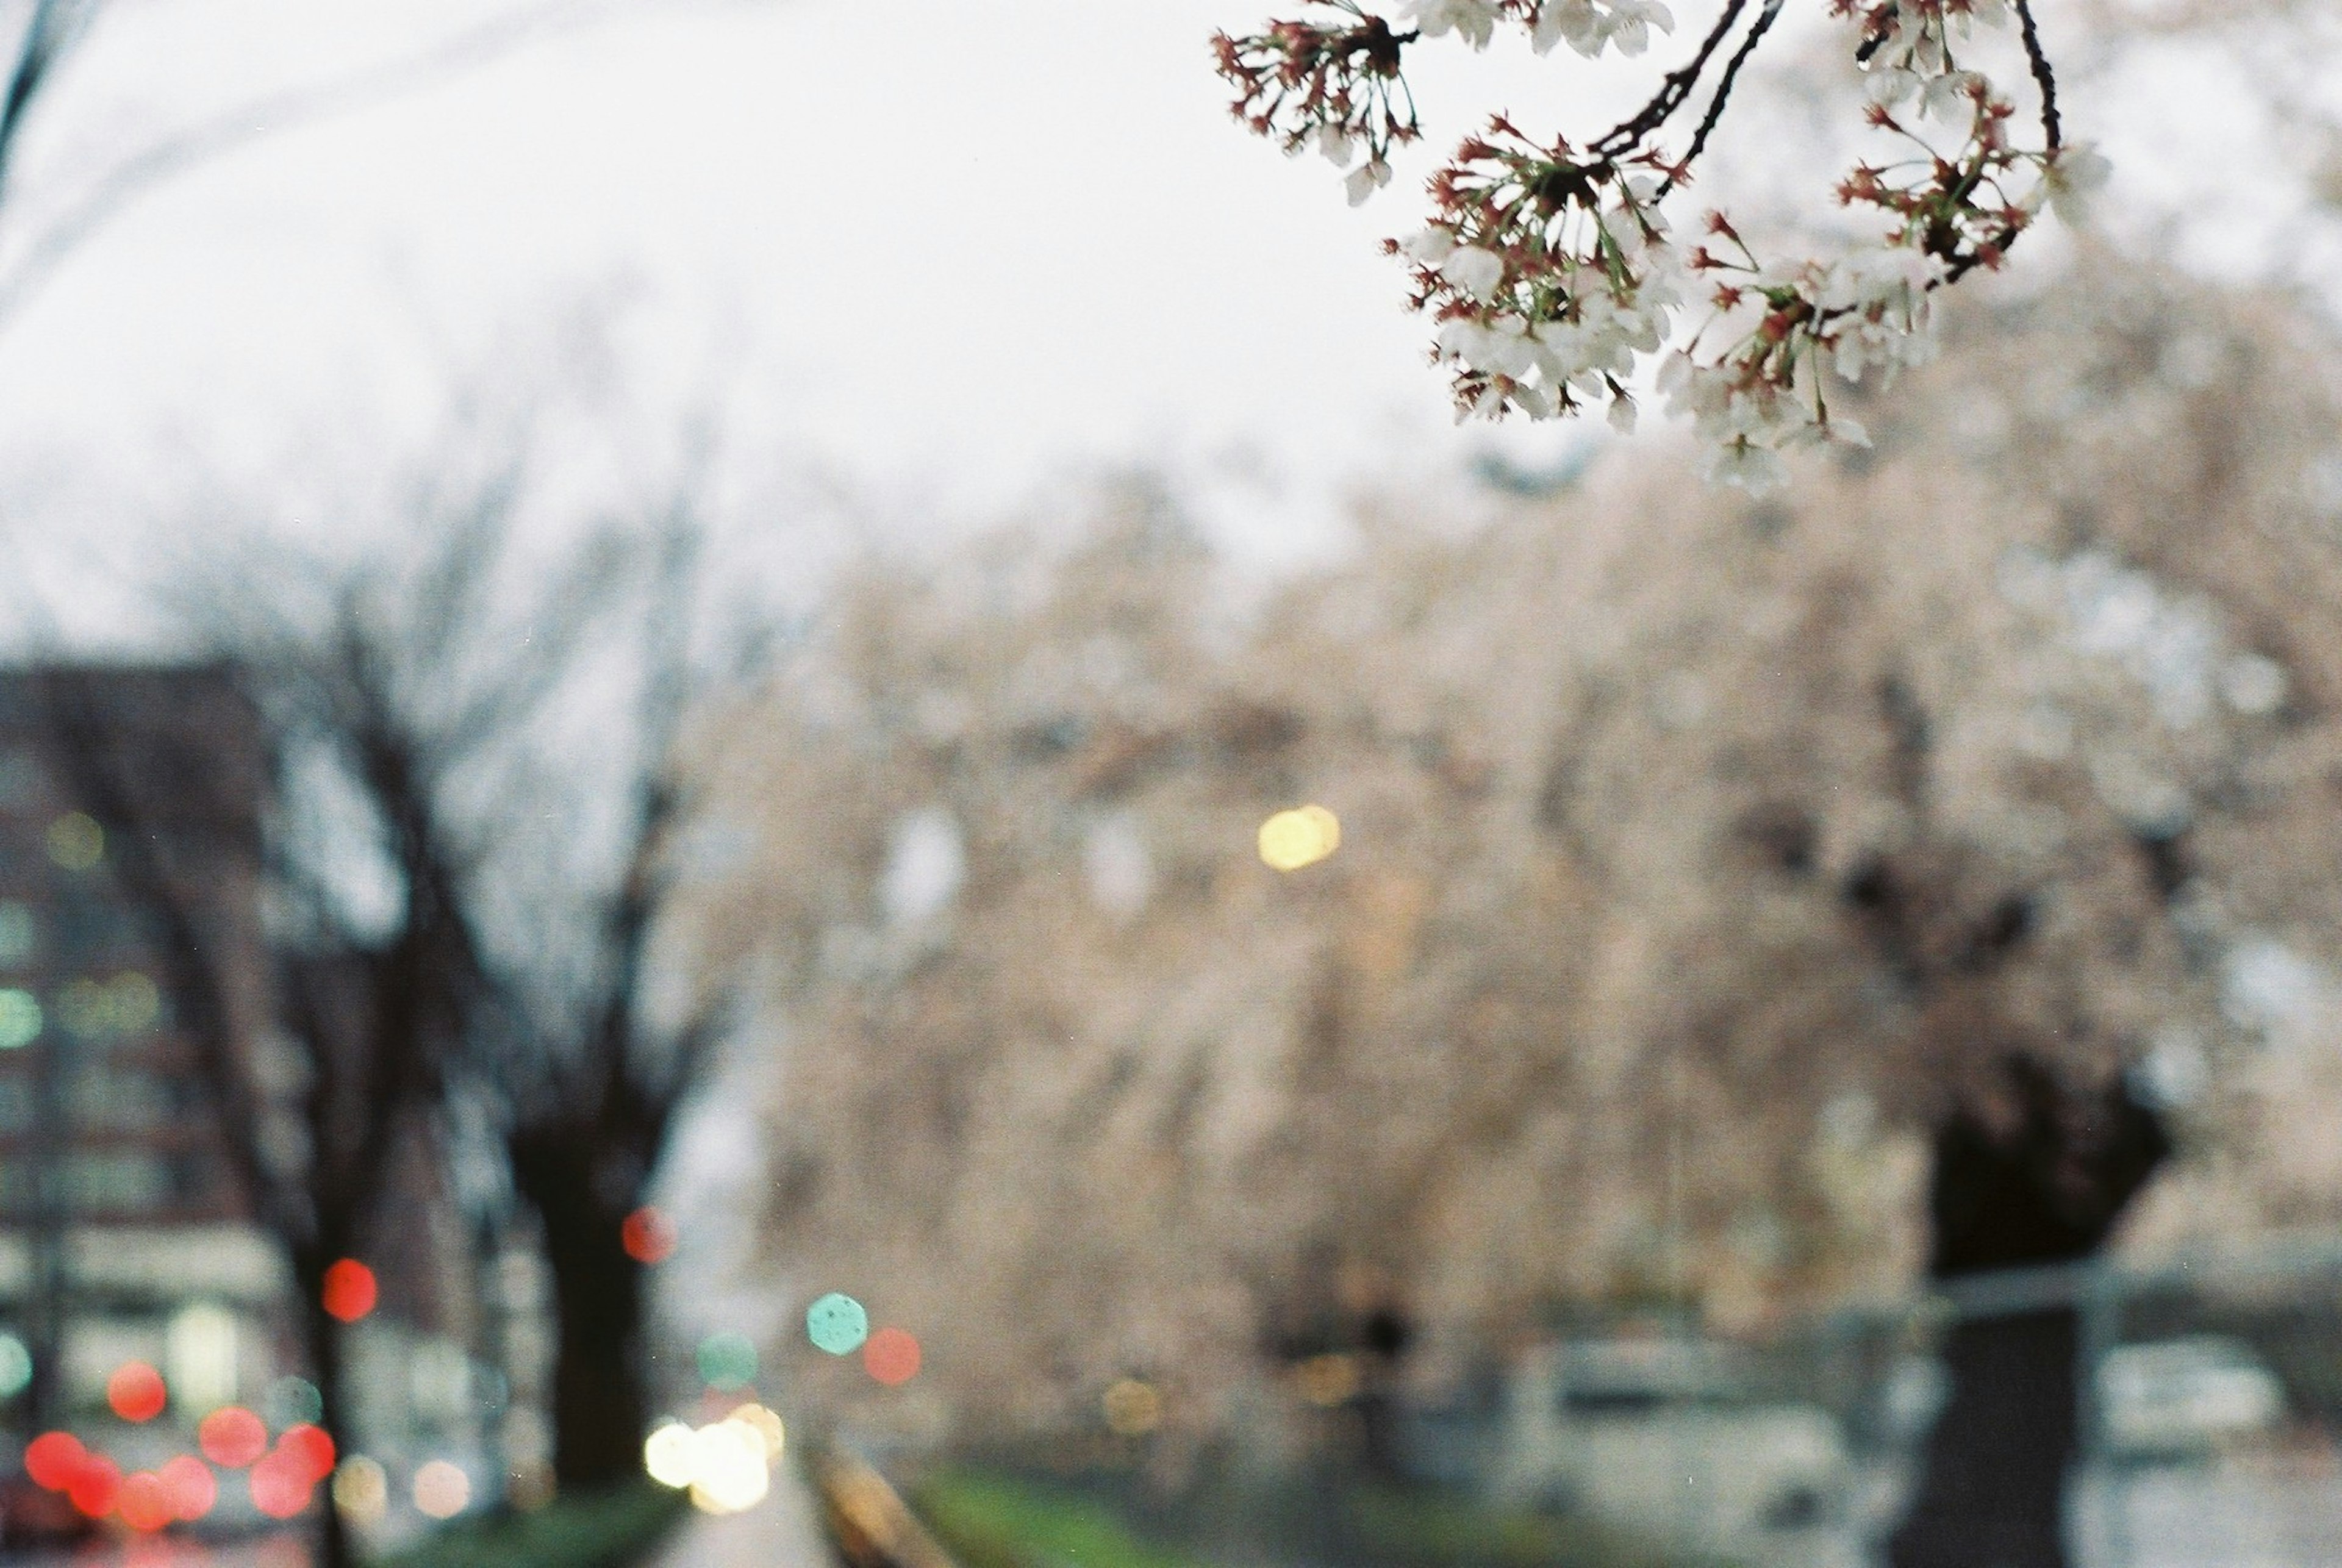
(294, 1256, 355, 1568)
(1888, 1308, 2079, 1568)
(1886, 1057, 2168, 1568)
(513, 1137, 650, 1491)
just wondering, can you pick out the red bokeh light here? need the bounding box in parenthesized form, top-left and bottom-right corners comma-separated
(621, 1205, 676, 1265)
(247, 1448, 313, 1520)
(68, 1453, 122, 1518)
(117, 1471, 174, 1533)
(160, 1455, 218, 1521)
(276, 1423, 336, 1484)
(107, 1361, 169, 1423)
(863, 1326, 922, 1387)
(198, 1406, 268, 1469)
(321, 1259, 378, 1323)
(24, 1431, 86, 1491)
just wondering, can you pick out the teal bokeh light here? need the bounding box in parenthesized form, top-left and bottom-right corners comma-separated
(697, 1332, 759, 1391)
(806, 1293, 869, 1356)
(267, 1374, 324, 1427)
(0, 1331, 29, 1398)
(0, 990, 40, 1050)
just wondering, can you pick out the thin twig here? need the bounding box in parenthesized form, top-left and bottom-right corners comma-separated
(2014, 0, 2062, 152)
(0, 0, 76, 202)
(1941, 2, 2064, 285)
(1657, 0, 1785, 197)
(0, 0, 657, 342)
(1594, 0, 1753, 158)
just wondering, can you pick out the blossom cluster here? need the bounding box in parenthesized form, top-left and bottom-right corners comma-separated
(1388, 124, 1683, 428)
(1211, 1, 1681, 202)
(1211, 1, 1423, 202)
(1661, 4, 2108, 489)
(1215, 0, 2105, 490)
(1407, 0, 1677, 57)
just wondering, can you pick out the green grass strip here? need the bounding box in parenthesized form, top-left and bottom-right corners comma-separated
(911, 1470, 1211, 1568)
(371, 1479, 689, 1568)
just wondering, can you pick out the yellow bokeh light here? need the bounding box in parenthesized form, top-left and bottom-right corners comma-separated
(412, 1460, 471, 1520)
(642, 1421, 698, 1490)
(331, 1456, 387, 1525)
(1258, 804, 1340, 872)
(727, 1402, 786, 1464)
(1102, 1378, 1162, 1437)
(45, 812, 103, 872)
(649, 1416, 774, 1514)
(1295, 1353, 1359, 1408)
(687, 1419, 770, 1515)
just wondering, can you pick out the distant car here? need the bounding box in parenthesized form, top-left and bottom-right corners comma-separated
(2096, 1335, 2285, 1462)
(1494, 1337, 1853, 1565)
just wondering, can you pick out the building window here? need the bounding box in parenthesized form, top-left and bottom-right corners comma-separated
(63, 1152, 172, 1212)
(67, 1067, 174, 1131)
(56, 972, 162, 1042)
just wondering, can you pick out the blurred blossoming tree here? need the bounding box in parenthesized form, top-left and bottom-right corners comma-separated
(677, 248, 2342, 1486)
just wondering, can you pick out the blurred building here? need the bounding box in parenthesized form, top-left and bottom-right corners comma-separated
(0, 666, 283, 1431)
(0, 665, 524, 1541)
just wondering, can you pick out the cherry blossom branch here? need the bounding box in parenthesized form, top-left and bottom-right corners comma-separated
(1212, 2, 1425, 201)
(1212, 0, 2104, 490)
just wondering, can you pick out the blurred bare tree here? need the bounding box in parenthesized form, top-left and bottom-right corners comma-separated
(27, 434, 758, 1552)
(195, 460, 753, 1497)
(0, 0, 696, 336)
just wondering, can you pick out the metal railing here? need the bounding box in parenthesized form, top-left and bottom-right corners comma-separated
(1817, 1231, 2342, 1568)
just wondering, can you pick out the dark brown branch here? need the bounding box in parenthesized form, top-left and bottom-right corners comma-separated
(1658, 0, 1785, 197)
(2014, 0, 2061, 152)
(1593, 0, 1754, 159)
(1939, 14, 2065, 289)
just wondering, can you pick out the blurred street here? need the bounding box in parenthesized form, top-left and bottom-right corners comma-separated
(2072, 1449, 2342, 1568)
(642, 1462, 834, 1568)
(0, 1457, 840, 1568)
(0, 1533, 307, 1568)
(5, 1444, 2342, 1568)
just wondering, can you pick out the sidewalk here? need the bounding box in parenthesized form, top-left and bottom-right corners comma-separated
(644, 1460, 836, 1568)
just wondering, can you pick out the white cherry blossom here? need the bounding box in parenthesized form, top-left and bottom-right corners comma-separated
(1699, 435, 1791, 494)
(1441, 245, 1507, 301)
(2039, 143, 2112, 225)
(1529, 0, 1674, 59)
(1406, 0, 1503, 49)
(1602, 0, 1674, 57)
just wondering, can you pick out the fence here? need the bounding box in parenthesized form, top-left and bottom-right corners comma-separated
(1379, 1233, 2342, 1568)
(1782, 1232, 2342, 1568)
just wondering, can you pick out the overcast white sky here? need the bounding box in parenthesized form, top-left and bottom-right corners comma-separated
(0, 0, 2329, 609)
